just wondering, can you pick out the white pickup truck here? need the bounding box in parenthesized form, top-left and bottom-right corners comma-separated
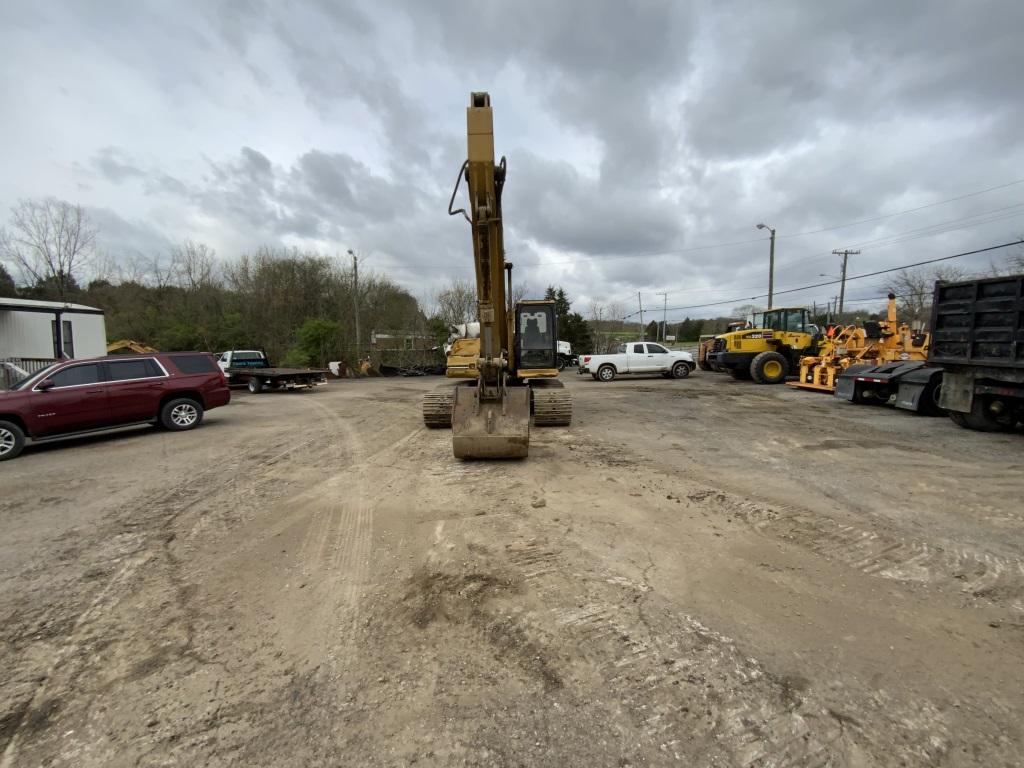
(578, 342, 695, 382)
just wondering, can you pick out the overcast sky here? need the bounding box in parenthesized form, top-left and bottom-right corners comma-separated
(2, 0, 1023, 320)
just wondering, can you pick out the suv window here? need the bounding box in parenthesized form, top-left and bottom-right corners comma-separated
(47, 363, 101, 388)
(646, 344, 668, 354)
(107, 359, 164, 381)
(172, 354, 218, 374)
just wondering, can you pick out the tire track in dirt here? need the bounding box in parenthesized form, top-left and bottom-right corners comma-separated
(684, 488, 1024, 614)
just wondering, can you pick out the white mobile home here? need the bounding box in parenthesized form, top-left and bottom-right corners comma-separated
(0, 298, 107, 361)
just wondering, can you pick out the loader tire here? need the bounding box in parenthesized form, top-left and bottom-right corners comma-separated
(698, 360, 713, 372)
(751, 351, 788, 384)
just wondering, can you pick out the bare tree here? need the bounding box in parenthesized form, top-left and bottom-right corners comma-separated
(170, 240, 218, 290)
(0, 198, 96, 301)
(888, 265, 965, 328)
(435, 279, 476, 330)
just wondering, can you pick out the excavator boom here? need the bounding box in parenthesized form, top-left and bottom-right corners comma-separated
(449, 92, 529, 458)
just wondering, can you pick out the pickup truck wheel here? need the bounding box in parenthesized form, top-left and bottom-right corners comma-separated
(751, 351, 788, 384)
(248, 378, 263, 394)
(597, 365, 616, 382)
(161, 398, 204, 431)
(0, 420, 26, 461)
(671, 361, 691, 379)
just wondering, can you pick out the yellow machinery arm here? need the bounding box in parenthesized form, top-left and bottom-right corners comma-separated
(445, 92, 530, 458)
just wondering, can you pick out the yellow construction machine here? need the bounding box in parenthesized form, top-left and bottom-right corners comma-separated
(422, 92, 571, 458)
(789, 294, 929, 393)
(705, 307, 820, 383)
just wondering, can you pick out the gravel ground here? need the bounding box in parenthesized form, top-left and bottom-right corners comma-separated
(1, 372, 1022, 767)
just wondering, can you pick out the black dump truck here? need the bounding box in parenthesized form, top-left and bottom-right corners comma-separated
(928, 273, 1024, 432)
(836, 273, 1023, 431)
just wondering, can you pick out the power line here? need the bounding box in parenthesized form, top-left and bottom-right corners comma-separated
(652, 240, 1022, 313)
(776, 177, 1024, 239)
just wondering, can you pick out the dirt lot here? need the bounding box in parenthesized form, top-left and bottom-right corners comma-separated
(2, 372, 1022, 767)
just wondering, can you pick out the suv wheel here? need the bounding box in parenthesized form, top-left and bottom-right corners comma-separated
(160, 398, 204, 431)
(0, 420, 26, 461)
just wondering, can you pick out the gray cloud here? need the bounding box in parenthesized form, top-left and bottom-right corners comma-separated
(4, 0, 1024, 319)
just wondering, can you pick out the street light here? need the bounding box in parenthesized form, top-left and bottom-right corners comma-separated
(756, 223, 776, 309)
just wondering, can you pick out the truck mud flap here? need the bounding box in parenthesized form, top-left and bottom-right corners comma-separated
(452, 386, 530, 459)
(894, 367, 941, 413)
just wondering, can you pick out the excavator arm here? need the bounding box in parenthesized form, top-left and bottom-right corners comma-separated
(446, 92, 530, 458)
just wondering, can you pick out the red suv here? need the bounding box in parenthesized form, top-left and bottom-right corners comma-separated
(0, 353, 230, 461)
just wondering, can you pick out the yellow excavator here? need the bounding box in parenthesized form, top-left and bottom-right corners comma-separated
(422, 92, 571, 458)
(789, 293, 929, 393)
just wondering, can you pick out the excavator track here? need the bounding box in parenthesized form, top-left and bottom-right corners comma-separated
(422, 390, 455, 428)
(532, 384, 573, 427)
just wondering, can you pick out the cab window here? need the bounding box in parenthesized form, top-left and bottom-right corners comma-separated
(784, 309, 805, 332)
(518, 310, 551, 350)
(632, 344, 645, 353)
(646, 344, 668, 354)
(47, 363, 101, 388)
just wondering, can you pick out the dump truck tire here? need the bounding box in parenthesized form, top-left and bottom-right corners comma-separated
(948, 396, 1016, 432)
(751, 351, 788, 384)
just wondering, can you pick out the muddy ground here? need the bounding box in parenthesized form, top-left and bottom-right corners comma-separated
(1, 372, 1022, 767)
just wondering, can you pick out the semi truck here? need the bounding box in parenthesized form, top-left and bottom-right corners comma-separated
(835, 273, 1024, 431)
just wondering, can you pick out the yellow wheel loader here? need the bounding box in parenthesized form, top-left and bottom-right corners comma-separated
(706, 307, 820, 384)
(422, 93, 571, 458)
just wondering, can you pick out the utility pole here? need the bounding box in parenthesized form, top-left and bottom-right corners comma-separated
(637, 292, 645, 339)
(348, 248, 360, 359)
(657, 292, 668, 341)
(756, 223, 776, 308)
(831, 248, 859, 316)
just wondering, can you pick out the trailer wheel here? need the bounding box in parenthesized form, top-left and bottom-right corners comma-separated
(919, 381, 945, 416)
(671, 361, 691, 379)
(751, 351, 788, 384)
(248, 378, 264, 394)
(0, 420, 26, 461)
(597, 365, 616, 382)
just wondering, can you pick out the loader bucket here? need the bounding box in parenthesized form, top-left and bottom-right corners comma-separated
(451, 386, 530, 459)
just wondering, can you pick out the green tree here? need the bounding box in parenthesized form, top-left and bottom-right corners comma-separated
(295, 318, 343, 367)
(0, 262, 16, 297)
(644, 321, 658, 341)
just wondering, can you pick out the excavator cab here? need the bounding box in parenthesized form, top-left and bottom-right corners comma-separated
(515, 301, 558, 373)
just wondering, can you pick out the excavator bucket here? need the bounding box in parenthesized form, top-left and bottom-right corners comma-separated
(451, 386, 530, 459)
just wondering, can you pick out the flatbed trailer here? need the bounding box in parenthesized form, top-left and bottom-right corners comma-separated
(225, 366, 327, 393)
